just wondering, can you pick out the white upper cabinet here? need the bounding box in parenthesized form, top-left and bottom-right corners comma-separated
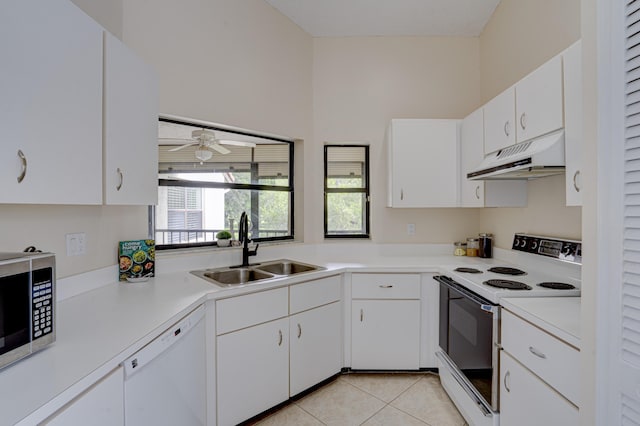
(483, 87, 516, 154)
(563, 40, 583, 206)
(0, 0, 103, 204)
(515, 55, 564, 144)
(460, 108, 486, 207)
(387, 119, 459, 208)
(104, 33, 159, 205)
(460, 108, 527, 208)
(484, 55, 564, 155)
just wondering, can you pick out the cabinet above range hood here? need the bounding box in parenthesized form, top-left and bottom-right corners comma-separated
(467, 129, 565, 180)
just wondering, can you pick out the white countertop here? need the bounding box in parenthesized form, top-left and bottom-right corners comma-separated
(0, 245, 581, 425)
(500, 297, 581, 348)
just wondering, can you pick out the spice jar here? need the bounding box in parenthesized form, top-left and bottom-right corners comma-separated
(478, 233, 493, 258)
(466, 238, 479, 257)
(454, 241, 467, 256)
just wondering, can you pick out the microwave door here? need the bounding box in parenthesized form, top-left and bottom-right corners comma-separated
(0, 266, 31, 367)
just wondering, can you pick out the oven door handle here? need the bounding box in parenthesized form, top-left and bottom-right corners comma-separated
(434, 275, 496, 308)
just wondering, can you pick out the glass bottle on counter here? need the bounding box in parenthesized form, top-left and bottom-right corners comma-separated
(479, 233, 493, 258)
(466, 238, 479, 257)
(454, 242, 467, 256)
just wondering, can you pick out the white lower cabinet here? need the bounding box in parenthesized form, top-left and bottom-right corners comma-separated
(217, 317, 290, 426)
(500, 351, 578, 426)
(216, 276, 342, 425)
(500, 309, 579, 425)
(290, 301, 342, 396)
(351, 273, 421, 370)
(351, 299, 420, 369)
(43, 367, 124, 425)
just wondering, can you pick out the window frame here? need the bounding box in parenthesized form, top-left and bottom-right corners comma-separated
(154, 117, 295, 250)
(323, 144, 371, 239)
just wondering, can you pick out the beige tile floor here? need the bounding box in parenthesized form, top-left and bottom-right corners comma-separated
(252, 372, 467, 426)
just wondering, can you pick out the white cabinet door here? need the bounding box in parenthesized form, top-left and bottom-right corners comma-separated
(387, 119, 459, 208)
(290, 302, 342, 396)
(44, 367, 124, 425)
(351, 299, 420, 370)
(483, 87, 516, 154)
(563, 40, 583, 206)
(0, 0, 103, 204)
(104, 33, 159, 205)
(460, 108, 527, 208)
(515, 55, 564, 144)
(460, 108, 485, 207)
(217, 317, 289, 426)
(500, 351, 578, 426)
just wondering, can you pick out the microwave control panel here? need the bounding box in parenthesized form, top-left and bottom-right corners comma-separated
(512, 233, 582, 264)
(32, 268, 53, 339)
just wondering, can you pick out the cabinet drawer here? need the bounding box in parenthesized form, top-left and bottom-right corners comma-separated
(500, 351, 578, 426)
(352, 273, 420, 299)
(501, 309, 579, 405)
(290, 275, 341, 314)
(216, 287, 288, 335)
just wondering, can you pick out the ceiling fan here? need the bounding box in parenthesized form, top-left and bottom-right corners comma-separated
(159, 129, 256, 161)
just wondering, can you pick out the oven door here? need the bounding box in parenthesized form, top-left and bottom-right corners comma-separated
(0, 260, 32, 369)
(436, 275, 500, 412)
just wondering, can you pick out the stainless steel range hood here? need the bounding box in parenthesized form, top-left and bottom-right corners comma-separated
(467, 129, 565, 180)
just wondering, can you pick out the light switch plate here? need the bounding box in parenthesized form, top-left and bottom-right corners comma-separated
(407, 223, 416, 236)
(66, 232, 86, 256)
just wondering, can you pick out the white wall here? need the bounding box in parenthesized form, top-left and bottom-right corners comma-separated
(313, 36, 482, 243)
(3, 0, 583, 276)
(477, 0, 582, 250)
(70, 0, 123, 39)
(121, 0, 314, 241)
(0, 0, 313, 279)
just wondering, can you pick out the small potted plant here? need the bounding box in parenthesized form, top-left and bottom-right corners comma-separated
(216, 230, 232, 247)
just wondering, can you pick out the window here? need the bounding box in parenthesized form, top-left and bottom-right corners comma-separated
(154, 117, 294, 249)
(324, 145, 370, 238)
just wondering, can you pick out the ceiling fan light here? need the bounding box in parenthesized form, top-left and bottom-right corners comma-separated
(194, 147, 213, 161)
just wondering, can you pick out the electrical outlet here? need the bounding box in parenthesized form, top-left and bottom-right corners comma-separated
(407, 223, 416, 236)
(66, 233, 86, 256)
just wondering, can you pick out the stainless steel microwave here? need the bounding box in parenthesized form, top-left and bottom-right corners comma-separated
(0, 252, 55, 370)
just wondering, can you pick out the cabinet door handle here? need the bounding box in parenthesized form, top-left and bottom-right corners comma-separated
(400, 189, 404, 201)
(573, 170, 581, 192)
(529, 346, 547, 359)
(116, 168, 124, 191)
(520, 112, 527, 130)
(503, 121, 510, 137)
(504, 370, 511, 392)
(360, 309, 364, 322)
(475, 185, 480, 200)
(277, 329, 283, 346)
(379, 284, 393, 288)
(17, 150, 27, 183)
(297, 323, 302, 339)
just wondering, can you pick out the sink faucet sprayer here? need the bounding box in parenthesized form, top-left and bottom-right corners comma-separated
(239, 211, 259, 267)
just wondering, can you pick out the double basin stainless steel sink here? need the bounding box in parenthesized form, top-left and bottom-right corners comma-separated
(190, 259, 324, 287)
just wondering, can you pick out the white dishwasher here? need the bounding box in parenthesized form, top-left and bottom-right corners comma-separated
(123, 305, 206, 426)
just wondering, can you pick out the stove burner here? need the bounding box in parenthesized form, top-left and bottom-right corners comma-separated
(484, 279, 532, 290)
(538, 282, 576, 290)
(454, 267, 483, 274)
(487, 267, 527, 276)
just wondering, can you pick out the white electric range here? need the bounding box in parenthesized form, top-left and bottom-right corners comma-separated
(440, 258, 581, 304)
(436, 233, 582, 426)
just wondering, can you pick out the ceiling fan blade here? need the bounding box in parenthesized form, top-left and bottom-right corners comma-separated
(159, 137, 193, 142)
(168, 142, 198, 152)
(217, 139, 257, 148)
(210, 143, 231, 155)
